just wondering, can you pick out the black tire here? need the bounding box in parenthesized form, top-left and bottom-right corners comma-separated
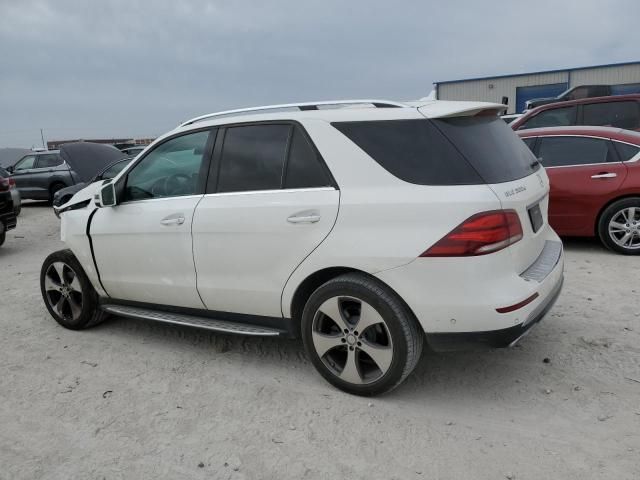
(40, 249, 108, 329)
(49, 183, 66, 204)
(301, 273, 423, 396)
(597, 197, 640, 255)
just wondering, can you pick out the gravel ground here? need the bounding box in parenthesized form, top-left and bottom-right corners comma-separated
(1, 202, 639, 480)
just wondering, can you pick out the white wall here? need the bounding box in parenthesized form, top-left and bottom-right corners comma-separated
(437, 63, 640, 114)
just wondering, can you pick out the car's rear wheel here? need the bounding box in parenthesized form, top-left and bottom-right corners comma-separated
(40, 249, 107, 329)
(301, 273, 423, 396)
(598, 197, 640, 255)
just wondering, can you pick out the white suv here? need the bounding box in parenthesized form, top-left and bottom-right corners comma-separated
(42, 99, 564, 396)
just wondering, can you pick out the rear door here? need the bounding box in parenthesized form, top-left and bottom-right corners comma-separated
(192, 122, 339, 317)
(536, 135, 627, 235)
(34, 153, 67, 196)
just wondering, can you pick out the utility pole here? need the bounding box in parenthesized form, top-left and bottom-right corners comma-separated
(40, 129, 46, 150)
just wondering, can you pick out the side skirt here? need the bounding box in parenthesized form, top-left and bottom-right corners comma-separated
(98, 298, 297, 338)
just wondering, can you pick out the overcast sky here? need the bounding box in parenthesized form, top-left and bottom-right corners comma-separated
(1, 0, 639, 147)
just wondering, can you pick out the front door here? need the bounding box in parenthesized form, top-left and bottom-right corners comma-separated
(192, 123, 339, 317)
(537, 135, 627, 235)
(90, 129, 215, 308)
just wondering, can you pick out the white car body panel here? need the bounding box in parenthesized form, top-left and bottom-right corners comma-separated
(192, 188, 339, 316)
(89, 195, 206, 309)
(56, 99, 563, 343)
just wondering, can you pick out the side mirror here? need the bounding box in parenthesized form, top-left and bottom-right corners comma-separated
(95, 181, 116, 207)
(6, 166, 14, 173)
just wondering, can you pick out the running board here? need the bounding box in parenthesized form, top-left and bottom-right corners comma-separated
(100, 304, 282, 336)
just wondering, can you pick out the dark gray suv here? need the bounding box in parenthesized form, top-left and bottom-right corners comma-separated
(8, 151, 74, 202)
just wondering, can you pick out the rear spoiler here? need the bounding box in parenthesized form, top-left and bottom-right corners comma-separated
(412, 100, 507, 119)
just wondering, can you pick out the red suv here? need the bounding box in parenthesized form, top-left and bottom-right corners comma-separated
(511, 94, 640, 132)
(517, 126, 640, 254)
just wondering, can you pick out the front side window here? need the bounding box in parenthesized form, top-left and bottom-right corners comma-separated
(124, 130, 211, 201)
(582, 101, 640, 129)
(36, 154, 63, 169)
(519, 106, 577, 130)
(14, 155, 36, 170)
(217, 124, 290, 193)
(100, 159, 132, 180)
(537, 136, 615, 167)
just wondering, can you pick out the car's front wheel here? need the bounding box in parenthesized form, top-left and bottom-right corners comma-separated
(40, 249, 106, 329)
(598, 197, 640, 255)
(301, 273, 423, 396)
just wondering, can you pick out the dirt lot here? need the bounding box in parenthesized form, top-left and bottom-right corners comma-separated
(1, 203, 639, 480)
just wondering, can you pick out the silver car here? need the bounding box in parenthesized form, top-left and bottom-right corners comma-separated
(7, 151, 74, 202)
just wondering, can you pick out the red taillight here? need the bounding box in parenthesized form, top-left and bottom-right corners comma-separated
(421, 210, 523, 257)
(8, 177, 15, 189)
(0, 177, 10, 192)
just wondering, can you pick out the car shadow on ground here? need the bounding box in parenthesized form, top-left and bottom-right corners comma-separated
(21, 200, 51, 208)
(87, 313, 548, 400)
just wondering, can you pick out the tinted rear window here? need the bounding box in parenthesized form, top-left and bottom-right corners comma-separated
(433, 116, 541, 183)
(333, 117, 538, 185)
(582, 101, 640, 129)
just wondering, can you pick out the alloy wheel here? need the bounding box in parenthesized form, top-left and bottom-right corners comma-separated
(311, 296, 393, 385)
(608, 206, 640, 250)
(44, 261, 83, 321)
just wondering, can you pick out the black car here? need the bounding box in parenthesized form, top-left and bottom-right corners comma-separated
(0, 174, 17, 247)
(53, 157, 133, 208)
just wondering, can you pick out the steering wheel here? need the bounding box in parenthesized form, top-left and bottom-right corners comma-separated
(163, 173, 192, 196)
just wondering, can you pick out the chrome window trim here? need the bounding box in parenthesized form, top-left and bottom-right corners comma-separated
(526, 134, 629, 169)
(203, 187, 337, 198)
(119, 194, 204, 206)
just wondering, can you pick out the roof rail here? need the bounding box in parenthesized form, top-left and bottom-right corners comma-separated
(179, 99, 408, 127)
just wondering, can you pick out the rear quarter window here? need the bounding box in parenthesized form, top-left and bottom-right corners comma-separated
(333, 117, 539, 185)
(613, 141, 640, 161)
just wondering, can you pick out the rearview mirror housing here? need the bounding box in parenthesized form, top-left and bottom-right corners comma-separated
(95, 181, 116, 207)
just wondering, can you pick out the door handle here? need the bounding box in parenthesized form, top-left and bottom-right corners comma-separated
(287, 213, 321, 224)
(160, 215, 185, 226)
(591, 172, 617, 179)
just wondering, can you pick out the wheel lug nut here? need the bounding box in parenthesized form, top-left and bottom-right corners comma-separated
(341, 338, 346, 343)
(354, 331, 359, 336)
(343, 329, 348, 334)
(349, 346, 354, 351)
(357, 341, 362, 347)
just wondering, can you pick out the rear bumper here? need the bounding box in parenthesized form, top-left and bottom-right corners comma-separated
(426, 273, 563, 351)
